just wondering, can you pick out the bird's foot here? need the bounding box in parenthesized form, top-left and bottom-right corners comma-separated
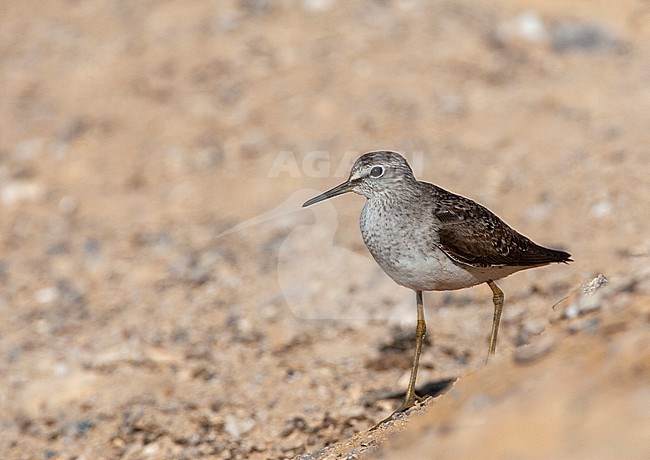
(370, 393, 427, 430)
(393, 392, 425, 413)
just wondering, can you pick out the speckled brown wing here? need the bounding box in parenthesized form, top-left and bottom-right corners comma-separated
(428, 185, 572, 268)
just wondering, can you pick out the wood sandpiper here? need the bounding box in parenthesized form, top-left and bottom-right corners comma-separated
(302, 150, 571, 419)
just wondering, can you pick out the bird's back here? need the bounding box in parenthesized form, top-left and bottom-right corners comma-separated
(421, 181, 572, 268)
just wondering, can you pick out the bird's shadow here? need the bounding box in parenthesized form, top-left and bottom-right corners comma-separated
(372, 378, 456, 402)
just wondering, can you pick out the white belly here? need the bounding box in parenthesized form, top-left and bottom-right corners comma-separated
(375, 249, 523, 291)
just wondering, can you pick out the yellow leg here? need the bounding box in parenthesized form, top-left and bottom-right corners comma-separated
(486, 280, 504, 362)
(402, 289, 426, 408)
(374, 290, 427, 428)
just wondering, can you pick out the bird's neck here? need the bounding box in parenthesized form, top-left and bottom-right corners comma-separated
(369, 185, 421, 206)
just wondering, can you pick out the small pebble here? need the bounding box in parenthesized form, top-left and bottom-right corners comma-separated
(591, 201, 612, 218)
(496, 11, 549, 47)
(1, 182, 45, 206)
(59, 195, 78, 214)
(552, 21, 620, 53)
(567, 317, 601, 335)
(514, 334, 557, 364)
(142, 442, 160, 456)
(13, 138, 44, 161)
(224, 415, 255, 440)
(34, 287, 58, 304)
(302, 0, 335, 12)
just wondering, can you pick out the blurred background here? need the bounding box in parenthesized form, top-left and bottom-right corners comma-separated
(1, 1, 648, 458)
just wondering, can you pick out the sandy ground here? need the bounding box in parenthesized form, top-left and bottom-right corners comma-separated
(1, 0, 649, 459)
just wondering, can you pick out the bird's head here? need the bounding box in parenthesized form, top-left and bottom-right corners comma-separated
(302, 150, 416, 207)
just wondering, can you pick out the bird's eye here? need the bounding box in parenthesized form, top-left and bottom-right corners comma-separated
(369, 166, 384, 178)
